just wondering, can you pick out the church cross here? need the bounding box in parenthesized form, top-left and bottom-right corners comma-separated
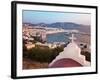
(70, 33, 76, 42)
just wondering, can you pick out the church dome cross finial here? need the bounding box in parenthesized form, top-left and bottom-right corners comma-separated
(69, 33, 76, 42)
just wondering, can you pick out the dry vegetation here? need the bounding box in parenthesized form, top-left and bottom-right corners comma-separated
(23, 58, 49, 69)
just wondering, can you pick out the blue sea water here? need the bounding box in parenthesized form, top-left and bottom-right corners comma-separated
(47, 32, 70, 43)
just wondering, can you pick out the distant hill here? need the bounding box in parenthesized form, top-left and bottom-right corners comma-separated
(23, 22, 90, 33)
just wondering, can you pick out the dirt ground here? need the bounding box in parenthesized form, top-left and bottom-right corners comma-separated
(23, 58, 49, 69)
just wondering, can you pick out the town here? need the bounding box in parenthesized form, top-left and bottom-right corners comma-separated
(23, 23, 80, 50)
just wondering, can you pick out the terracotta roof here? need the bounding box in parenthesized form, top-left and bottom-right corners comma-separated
(49, 58, 82, 68)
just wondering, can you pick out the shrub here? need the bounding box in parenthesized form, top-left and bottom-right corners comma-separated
(81, 51, 91, 62)
(23, 46, 64, 63)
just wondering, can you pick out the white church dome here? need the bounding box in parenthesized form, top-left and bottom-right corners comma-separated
(63, 42, 81, 56)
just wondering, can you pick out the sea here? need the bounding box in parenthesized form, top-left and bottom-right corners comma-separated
(47, 32, 70, 43)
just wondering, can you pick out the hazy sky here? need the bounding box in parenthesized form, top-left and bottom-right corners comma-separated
(22, 10, 91, 25)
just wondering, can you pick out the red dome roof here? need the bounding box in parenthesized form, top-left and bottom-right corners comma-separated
(49, 58, 82, 68)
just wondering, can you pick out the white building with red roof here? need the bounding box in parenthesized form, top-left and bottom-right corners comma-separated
(49, 33, 90, 68)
